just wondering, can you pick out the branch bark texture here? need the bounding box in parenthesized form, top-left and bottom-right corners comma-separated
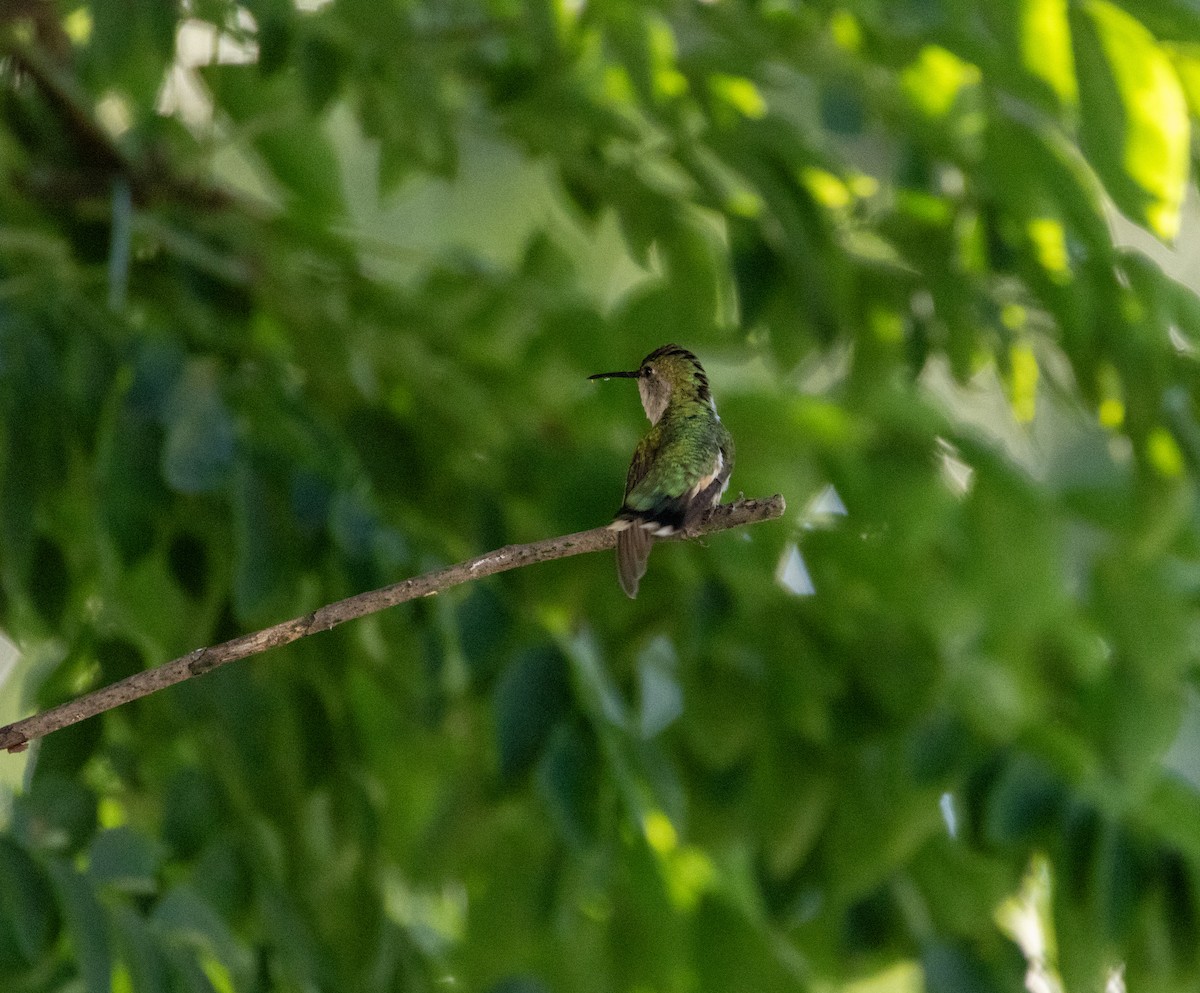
(0, 495, 785, 752)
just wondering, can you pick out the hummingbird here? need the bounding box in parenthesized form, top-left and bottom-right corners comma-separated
(589, 344, 734, 598)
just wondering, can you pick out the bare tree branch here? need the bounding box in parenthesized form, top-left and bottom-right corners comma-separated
(1, 495, 786, 752)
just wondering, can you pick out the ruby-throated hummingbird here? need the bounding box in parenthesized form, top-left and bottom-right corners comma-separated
(589, 344, 734, 598)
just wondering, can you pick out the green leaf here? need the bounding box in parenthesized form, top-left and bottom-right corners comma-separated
(692, 895, 796, 993)
(190, 839, 253, 923)
(96, 637, 146, 684)
(47, 859, 112, 993)
(457, 585, 511, 684)
(485, 977, 553, 993)
(1141, 775, 1200, 863)
(231, 462, 301, 623)
(111, 904, 170, 993)
(1019, 0, 1078, 107)
(983, 754, 1064, 845)
(562, 630, 627, 730)
(1072, 0, 1190, 240)
(88, 827, 163, 897)
(87, 0, 176, 110)
(152, 886, 254, 992)
(494, 646, 571, 783)
(28, 535, 69, 627)
(15, 775, 98, 855)
(101, 406, 168, 564)
(536, 723, 600, 848)
(921, 942, 1003, 993)
(202, 64, 344, 218)
(729, 224, 785, 330)
(902, 45, 981, 120)
(984, 0, 1078, 110)
(0, 838, 59, 965)
(636, 636, 681, 739)
(297, 30, 349, 113)
(162, 768, 225, 860)
(30, 713, 104, 782)
(0, 325, 66, 572)
(1165, 42, 1200, 117)
(1095, 823, 1144, 940)
(162, 360, 236, 495)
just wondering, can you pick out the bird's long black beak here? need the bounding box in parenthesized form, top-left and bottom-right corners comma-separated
(588, 369, 640, 381)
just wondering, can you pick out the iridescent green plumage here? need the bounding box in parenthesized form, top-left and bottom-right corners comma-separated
(589, 344, 734, 597)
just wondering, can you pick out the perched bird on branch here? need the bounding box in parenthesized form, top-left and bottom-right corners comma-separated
(590, 344, 734, 598)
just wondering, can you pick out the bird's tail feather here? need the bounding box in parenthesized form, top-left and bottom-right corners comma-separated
(616, 524, 654, 598)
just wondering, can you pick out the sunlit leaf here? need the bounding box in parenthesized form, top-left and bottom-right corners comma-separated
(1165, 42, 1200, 116)
(1021, 0, 1078, 107)
(1072, 0, 1190, 239)
(709, 74, 767, 120)
(902, 46, 981, 118)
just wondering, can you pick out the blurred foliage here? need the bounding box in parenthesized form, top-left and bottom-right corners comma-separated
(3, 0, 1200, 990)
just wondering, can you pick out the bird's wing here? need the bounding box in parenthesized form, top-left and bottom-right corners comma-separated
(623, 430, 657, 501)
(621, 421, 728, 532)
(681, 426, 733, 529)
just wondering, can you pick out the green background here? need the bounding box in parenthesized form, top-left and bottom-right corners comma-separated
(4, 0, 1200, 990)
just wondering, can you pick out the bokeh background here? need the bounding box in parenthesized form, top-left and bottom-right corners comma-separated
(4, 0, 1200, 990)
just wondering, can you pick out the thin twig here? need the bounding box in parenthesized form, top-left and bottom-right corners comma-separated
(2, 38, 259, 216)
(0, 495, 786, 752)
